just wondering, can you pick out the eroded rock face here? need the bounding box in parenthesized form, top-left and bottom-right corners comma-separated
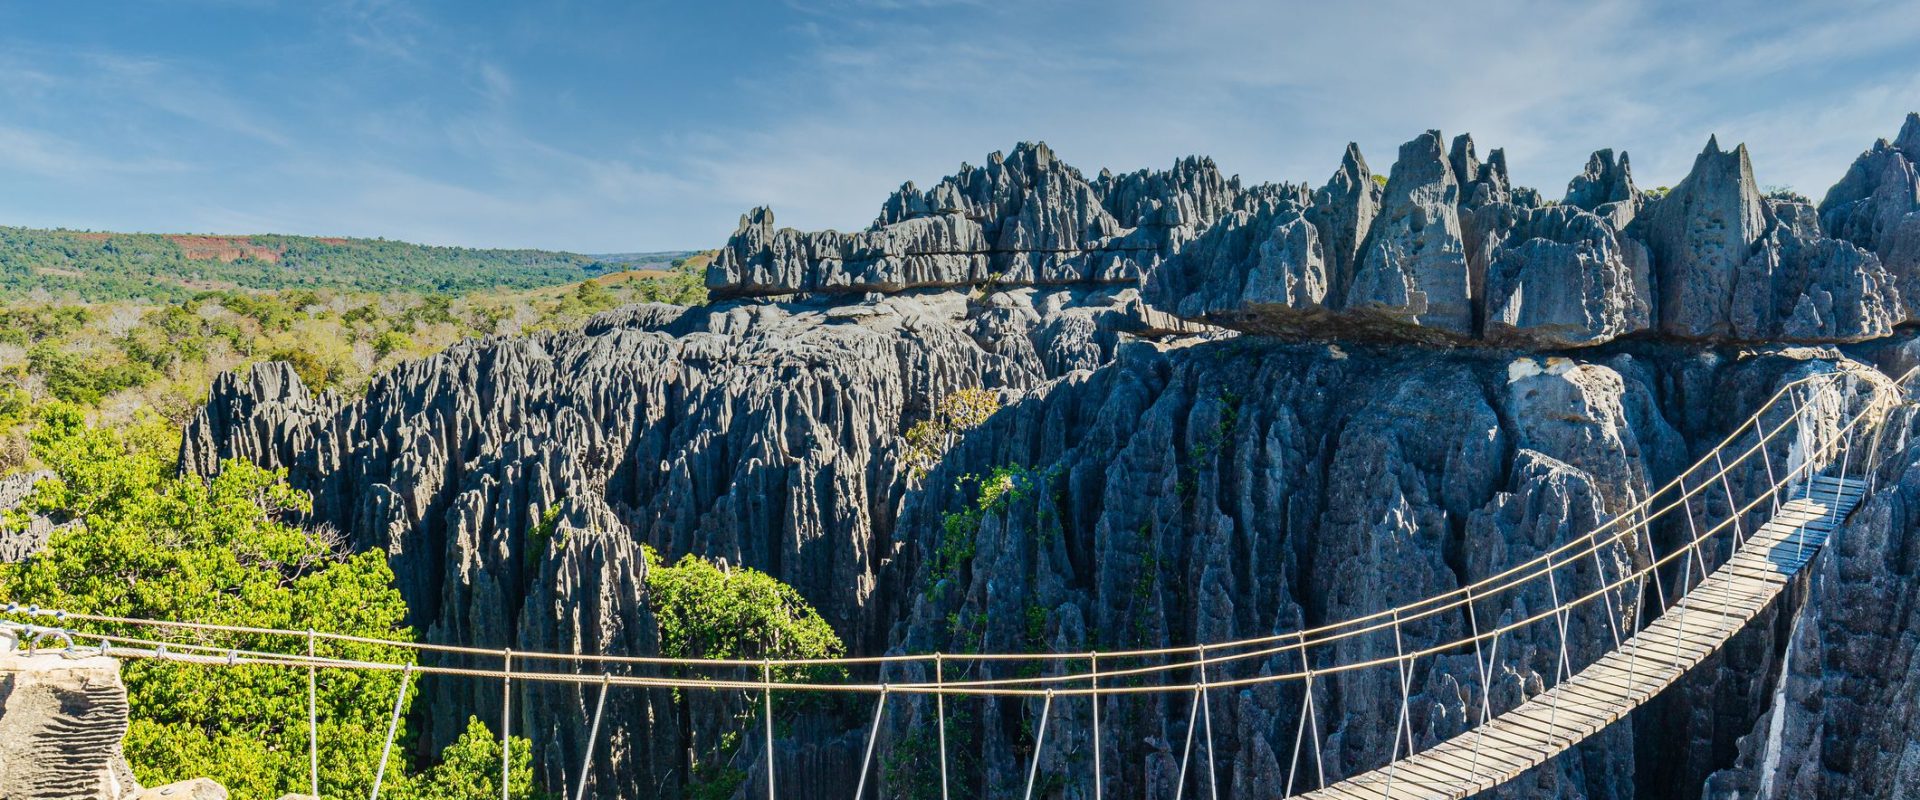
(708, 143, 1291, 301)
(1702, 402, 1920, 799)
(1646, 137, 1772, 339)
(0, 472, 55, 563)
(1819, 112, 1920, 323)
(171, 113, 1920, 800)
(1346, 130, 1475, 337)
(1729, 200, 1897, 341)
(1565, 149, 1640, 225)
(1469, 203, 1653, 348)
(0, 649, 140, 799)
(877, 339, 1864, 800)
(180, 286, 1180, 790)
(713, 117, 1920, 349)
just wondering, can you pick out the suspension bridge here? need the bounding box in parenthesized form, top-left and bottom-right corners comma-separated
(1, 365, 1910, 800)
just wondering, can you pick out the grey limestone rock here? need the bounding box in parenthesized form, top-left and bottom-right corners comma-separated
(1347, 130, 1475, 337)
(1702, 394, 1920, 799)
(1818, 112, 1920, 323)
(1647, 136, 1771, 339)
(708, 142, 1280, 301)
(179, 286, 1179, 791)
(1468, 203, 1653, 348)
(1565, 148, 1640, 229)
(1729, 199, 1898, 342)
(875, 339, 1867, 799)
(0, 649, 140, 799)
(0, 471, 55, 563)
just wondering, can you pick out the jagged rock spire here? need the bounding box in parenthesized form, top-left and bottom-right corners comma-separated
(1565, 148, 1638, 211)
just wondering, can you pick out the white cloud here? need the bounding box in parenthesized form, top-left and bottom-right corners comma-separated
(1, 0, 1916, 252)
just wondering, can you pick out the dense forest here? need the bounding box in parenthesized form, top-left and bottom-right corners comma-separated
(0, 253, 709, 470)
(0, 244, 792, 798)
(0, 225, 696, 301)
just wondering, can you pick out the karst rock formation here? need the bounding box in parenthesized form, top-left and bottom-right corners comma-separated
(176, 113, 1920, 799)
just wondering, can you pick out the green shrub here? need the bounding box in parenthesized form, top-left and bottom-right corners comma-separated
(0, 406, 541, 799)
(642, 546, 843, 668)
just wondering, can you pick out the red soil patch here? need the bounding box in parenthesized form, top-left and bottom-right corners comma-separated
(167, 235, 283, 264)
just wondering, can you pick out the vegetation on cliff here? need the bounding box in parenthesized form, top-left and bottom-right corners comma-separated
(0, 255, 709, 472)
(0, 405, 543, 799)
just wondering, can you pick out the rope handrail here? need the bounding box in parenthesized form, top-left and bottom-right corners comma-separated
(0, 443, 1864, 700)
(3, 362, 1901, 698)
(4, 367, 1891, 681)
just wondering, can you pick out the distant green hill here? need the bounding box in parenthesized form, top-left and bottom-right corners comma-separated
(0, 226, 692, 301)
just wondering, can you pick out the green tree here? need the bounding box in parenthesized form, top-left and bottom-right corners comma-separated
(642, 546, 843, 668)
(0, 406, 539, 799)
(902, 388, 1000, 479)
(387, 717, 541, 800)
(641, 547, 843, 798)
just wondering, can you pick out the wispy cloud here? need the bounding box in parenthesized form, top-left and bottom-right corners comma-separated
(0, 0, 1914, 252)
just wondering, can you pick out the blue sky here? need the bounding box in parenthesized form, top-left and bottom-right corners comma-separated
(1, 1, 1916, 253)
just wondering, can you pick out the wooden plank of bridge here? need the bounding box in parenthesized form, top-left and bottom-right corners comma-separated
(1296, 477, 1858, 799)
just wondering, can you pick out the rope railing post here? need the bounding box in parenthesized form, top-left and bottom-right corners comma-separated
(1715, 452, 1748, 550)
(1382, 611, 1412, 799)
(1176, 685, 1202, 800)
(1760, 418, 1781, 517)
(1281, 635, 1326, 795)
(369, 662, 414, 800)
(501, 648, 514, 800)
(935, 654, 950, 800)
(1308, 648, 1326, 790)
(574, 673, 610, 800)
(307, 629, 319, 800)
(762, 660, 776, 800)
(1545, 569, 1571, 746)
(1090, 652, 1102, 800)
(1833, 416, 1857, 528)
(852, 685, 889, 800)
(1681, 473, 1711, 586)
(1641, 515, 1668, 613)
(1021, 689, 1055, 800)
(1198, 644, 1218, 800)
(1587, 528, 1623, 648)
(1466, 588, 1490, 778)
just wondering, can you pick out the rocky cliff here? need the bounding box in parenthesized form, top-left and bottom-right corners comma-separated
(177, 113, 1920, 799)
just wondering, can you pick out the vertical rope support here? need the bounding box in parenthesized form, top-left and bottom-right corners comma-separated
(1587, 528, 1623, 648)
(1834, 418, 1856, 528)
(762, 661, 776, 800)
(1624, 558, 1648, 690)
(1282, 633, 1313, 794)
(1466, 588, 1489, 778)
(502, 648, 514, 800)
(307, 629, 319, 800)
(1198, 644, 1218, 800)
(1681, 474, 1711, 585)
(1761, 419, 1781, 517)
(1021, 689, 1055, 800)
(369, 662, 414, 800)
(1383, 611, 1411, 799)
(1176, 686, 1202, 800)
(573, 674, 610, 800)
(1300, 638, 1326, 791)
(935, 654, 950, 800)
(1640, 521, 1668, 613)
(1545, 568, 1570, 746)
(1089, 652, 1102, 800)
(852, 685, 889, 800)
(1715, 452, 1747, 548)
